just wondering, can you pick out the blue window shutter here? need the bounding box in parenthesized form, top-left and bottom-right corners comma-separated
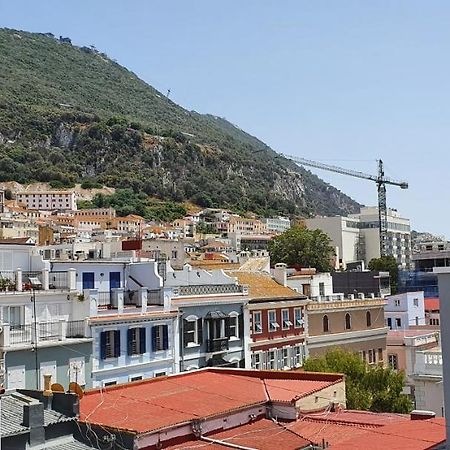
(162, 325, 169, 350)
(151, 326, 157, 351)
(100, 331, 107, 360)
(127, 328, 132, 355)
(139, 327, 146, 354)
(114, 330, 120, 357)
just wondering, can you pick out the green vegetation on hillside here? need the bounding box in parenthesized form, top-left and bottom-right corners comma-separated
(0, 28, 360, 219)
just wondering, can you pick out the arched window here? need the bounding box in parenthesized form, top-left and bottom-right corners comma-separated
(345, 313, 351, 330)
(366, 311, 372, 327)
(323, 315, 329, 332)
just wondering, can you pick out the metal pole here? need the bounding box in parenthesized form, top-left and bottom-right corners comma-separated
(32, 288, 39, 389)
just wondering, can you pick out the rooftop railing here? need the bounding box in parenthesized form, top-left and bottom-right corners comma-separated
(175, 284, 247, 297)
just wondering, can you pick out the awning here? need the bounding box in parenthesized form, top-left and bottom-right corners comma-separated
(205, 311, 227, 319)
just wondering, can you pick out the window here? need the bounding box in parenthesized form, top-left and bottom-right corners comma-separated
(294, 308, 303, 328)
(413, 298, 419, 307)
(154, 371, 166, 377)
(394, 299, 400, 307)
(388, 354, 398, 370)
(415, 316, 419, 326)
(267, 350, 276, 369)
(282, 348, 290, 368)
(366, 311, 372, 327)
(82, 272, 95, 290)
(268, 310, 279, 332)
(282, 309, 292, 330)
(152, 325, 169, 351)
(171, 250, 178, 259)
(293, 345, 303, 367)
(184, 317, 202, 347)
(100, 330, 120, 359)
(319, 282, 325, 296)
(395, 318, 402, 328)
(323, 315, 329, 332)
(368, 349, 375, 364)
(252, 352, 262, 370)
(228, 313, 239, 339)
(127, 328, 146, 355)
(378, 348, 383, 362)
(130, 375, 143, 382)
(253, 311, 262, 334)
(387, 317, 392, 329)
(345, 313, 351, 330)
(104, 380, 117, 387)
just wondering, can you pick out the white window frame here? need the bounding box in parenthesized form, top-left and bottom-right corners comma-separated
(268, 310, 279, 332)
(252, 352, 263, 370)
(294, 308, 303, 328)
(228, 311, 239, 340)
(281, 309, 292, 330)
(388, 354, 398, 370)
(185, 315, 199, 347)
(253, 311, 262, 334)
(267, 349, 276, 370)
(293, 345, 303, 368)
(282, 347, 290, 369)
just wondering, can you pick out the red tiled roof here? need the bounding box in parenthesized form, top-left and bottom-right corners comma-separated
(425, 297, 440, 311)
(330, 418, 446, 450)
(80, 369, 343, 434)
(167, 419, 311, 450)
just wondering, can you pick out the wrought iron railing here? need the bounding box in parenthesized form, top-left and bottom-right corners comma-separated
(206, 337, 229, 353)
(177, 284, 245, 296)
(49, 271, 69, 289)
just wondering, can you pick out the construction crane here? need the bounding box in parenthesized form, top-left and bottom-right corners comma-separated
(283, 155, 408, 258)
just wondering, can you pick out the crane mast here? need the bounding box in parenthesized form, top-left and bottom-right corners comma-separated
(283, 154, 408, 258)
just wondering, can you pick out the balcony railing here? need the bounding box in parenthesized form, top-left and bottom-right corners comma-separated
(97, 291, 111, 307)
(176, 284, 247, 297)
(206, 337, 229, 353)
(9, 325, 32, 345)
(415, 350, 442, 377)
(66, 320, 86, 338)
(48, 271, 69, 289)
(39, 322, 60, 341)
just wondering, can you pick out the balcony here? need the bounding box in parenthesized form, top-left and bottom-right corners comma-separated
(207, 337, 229, 353)
(0, 269, 72, 294)
(174, 284, 248, 297)
(1, 320, 90, 347)
(414, 349, 442, 378)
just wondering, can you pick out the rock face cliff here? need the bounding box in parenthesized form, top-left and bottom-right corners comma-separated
(0, 28, 360, 217)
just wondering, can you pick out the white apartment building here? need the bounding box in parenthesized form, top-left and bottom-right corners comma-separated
(385, 291, 426, 330)
(261, 216, 291, 234)
(304, 206, 411, 269)
(16, 191, 77, 211)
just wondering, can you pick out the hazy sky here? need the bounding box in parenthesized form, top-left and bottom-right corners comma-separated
(1, 1, 449, 235)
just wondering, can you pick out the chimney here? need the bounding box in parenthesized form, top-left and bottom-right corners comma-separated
(23, 399, 45, 447)
(273, 263, 287, 287)
(410, 410, 436, 420)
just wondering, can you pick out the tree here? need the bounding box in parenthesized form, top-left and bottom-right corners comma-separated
(268, 225, 334, 272)
(368, 255, 398, 294)
(303, 348, 413, 413)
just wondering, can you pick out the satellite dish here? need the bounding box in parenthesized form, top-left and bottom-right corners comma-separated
(69, 382, 84, 399)
(51, 383, 65, 393)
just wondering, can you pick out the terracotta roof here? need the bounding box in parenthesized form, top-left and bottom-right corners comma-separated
(189, 260, 241, 270)
(330, 417, 445, 450)
(425, 297, 440, 311)
(227, 271, 301, 299)
(0, 237, 34, 245)
(168, 418, 312, 449)
(80, 369, 343, 435)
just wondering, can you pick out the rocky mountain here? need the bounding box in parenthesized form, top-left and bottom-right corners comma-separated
(0, 28, 360, 220)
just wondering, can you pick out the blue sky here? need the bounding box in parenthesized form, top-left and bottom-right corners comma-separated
(1, 1, 449, 235)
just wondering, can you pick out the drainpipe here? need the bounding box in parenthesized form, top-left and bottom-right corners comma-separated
(179, 310, 184, 372)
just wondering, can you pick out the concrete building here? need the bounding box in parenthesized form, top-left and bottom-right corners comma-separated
(385, 291, 426, 330)
(283, 267, 334, 298)
(331, 270, 391, 298)
(304, 206, 411, 269)
(15, 191, 77, 211)
(306, 296, 388, 364)
(261, 216, 291, 234)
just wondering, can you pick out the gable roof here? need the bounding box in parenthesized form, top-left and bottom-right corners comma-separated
(80, 369, 343, 435)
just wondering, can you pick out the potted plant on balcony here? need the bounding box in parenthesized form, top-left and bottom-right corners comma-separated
(77, 293, 85, 302)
